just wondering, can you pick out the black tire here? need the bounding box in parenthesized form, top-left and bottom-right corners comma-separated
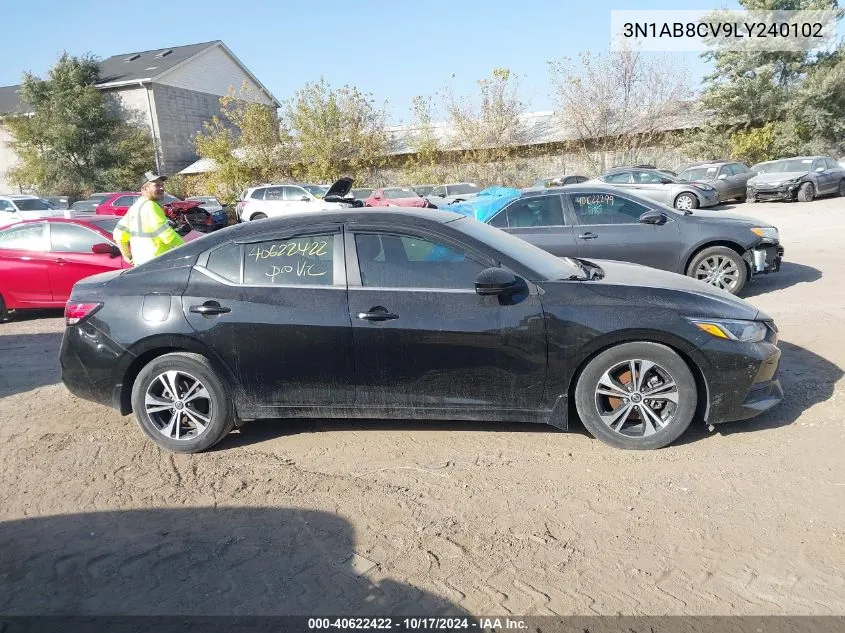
(250, 212, 268, 221)
(130, 352, 235, 453)
(686, 245, 748, 295)
(838, 180, 845, 197)
(574, 342, 697, 450)
(797, 182, 815, 203)
(674, 193, 699, 211)
(0, 293, 7, 322)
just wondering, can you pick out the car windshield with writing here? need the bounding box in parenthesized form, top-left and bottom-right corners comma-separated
(678, 166, 718, 181)
(765, 159, 815, 173)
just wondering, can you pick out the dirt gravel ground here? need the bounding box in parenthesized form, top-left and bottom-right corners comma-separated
(0, 198, 843, 616)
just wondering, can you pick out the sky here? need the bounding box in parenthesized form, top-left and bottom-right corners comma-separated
(0, 0, 782, 125)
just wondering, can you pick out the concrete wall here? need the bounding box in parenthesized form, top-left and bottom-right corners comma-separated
(0, 126, 20, 193)
(150, 84, 229, 174)
(156, 45, 275, 105)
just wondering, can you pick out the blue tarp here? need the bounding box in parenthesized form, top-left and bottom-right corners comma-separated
(446, 186, 521, 223)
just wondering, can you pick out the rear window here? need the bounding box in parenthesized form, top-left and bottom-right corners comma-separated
(13, 198, 53, 211)
(250, 188, 266, 200)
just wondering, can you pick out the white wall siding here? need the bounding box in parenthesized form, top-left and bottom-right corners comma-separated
(156, 45, 275, 105)
(105, 86, 154, 129)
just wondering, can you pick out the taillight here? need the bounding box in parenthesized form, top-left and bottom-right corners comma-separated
(65, 302, 102, 326)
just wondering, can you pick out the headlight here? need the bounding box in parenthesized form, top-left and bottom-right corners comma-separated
(688, 318, 768, 343)
(751, 227, 779, 240)
(693, 183, 714, 191)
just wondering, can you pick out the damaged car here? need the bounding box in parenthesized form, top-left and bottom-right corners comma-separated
(449, 184, 783, 295)
(60, 207, 782, 453)
(747, 156, 845, 202)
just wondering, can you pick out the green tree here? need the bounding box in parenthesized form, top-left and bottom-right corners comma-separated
(193, 83, 287, 204)
(690, 0, 844, 160)
(399, 95, 445, 184)
(3, 53, 153, 196)
(282, 78, 389, 183)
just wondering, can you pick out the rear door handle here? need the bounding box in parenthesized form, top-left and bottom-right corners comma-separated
(190, 302, 231, 316)
(357, 307, 399, 322)
(578, 232, 598, 240)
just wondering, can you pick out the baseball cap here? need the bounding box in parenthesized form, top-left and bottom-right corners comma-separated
(142, 171, 168, 185)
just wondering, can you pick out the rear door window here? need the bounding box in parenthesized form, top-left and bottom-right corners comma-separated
(0, 223, 48, 251)
(602, 172, 633, 184)
(494, 195, 566, 228)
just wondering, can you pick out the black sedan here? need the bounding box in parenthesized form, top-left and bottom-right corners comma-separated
(60, 208, 783, 453)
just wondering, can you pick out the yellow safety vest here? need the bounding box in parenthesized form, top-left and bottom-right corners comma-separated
(113, 198, 184, 266)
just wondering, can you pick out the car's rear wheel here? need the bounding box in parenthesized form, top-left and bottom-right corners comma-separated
(674, 193, 699, 211)
(687, 245, 748, 295)
(797, 182, 815, 202)
(130, 352, 235, 453)
(574, 342, 697, 450)
(250, 212, 268, 221)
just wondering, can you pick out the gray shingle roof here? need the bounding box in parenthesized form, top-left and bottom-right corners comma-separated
(0, 41, 223, 114)
(0, 85, 28, 115)
(96, 40, 219, 85)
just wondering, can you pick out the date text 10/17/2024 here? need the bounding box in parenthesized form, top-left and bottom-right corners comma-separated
(307, 617, 528, 631)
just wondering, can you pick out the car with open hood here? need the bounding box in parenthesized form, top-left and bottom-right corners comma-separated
(235, 177, 355, 221)
(60, 207, 782, 454)
(747, 156, 845, 202)
(449, 184, 783, 295)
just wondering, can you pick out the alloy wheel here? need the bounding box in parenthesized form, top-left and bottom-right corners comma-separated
(594, 359, 680, 438)
(695, 255, 740, 291)
(144, 370, 213, 441)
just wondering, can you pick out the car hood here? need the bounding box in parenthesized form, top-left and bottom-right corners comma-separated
(18, 210, 65, 220)
(685, 208, 773, 228)
(324, 176, 354, 199)
(570, 259, 765, 321)
(748, 171, 808, 185)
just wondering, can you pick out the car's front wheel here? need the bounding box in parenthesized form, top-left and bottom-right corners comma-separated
(687, 245, 748, 295)
(797, 182, 815, 202)
(574, 342, 698, 450)
(674, 193, 699, 211)
(130, 352, 235, 453)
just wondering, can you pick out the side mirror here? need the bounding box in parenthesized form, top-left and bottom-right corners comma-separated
(475, 267, 519, 296)
(717, 173, 728, 180)
(92, 242, 120, 257)
(639, 210, 666, 225)
(659, 178, 673, 184)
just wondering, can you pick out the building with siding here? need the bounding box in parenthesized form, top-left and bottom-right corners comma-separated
(0, 40, 279, 192)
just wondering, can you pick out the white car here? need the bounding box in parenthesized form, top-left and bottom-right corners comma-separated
(426, 182, 482, 207)
(0, 195, 64, 227)
(236, 178, 353, 221)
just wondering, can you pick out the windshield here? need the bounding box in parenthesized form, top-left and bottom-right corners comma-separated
(452, 216, 583, 281)
(678, 166, 718, 181)
(414, 186, 434, 196)
(160, 194, 181, 204)
(383, 188, 419, 199)
(352, 189, 373, 199)
(14, 198, 53, 211)
(450, 184, 481, 195)
(759, 159, 815, 173)
(302, 185, 327, 197)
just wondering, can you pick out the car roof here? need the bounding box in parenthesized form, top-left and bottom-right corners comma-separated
(521, 183, 645, 198)
(0, 194, 42, 199)
(681, 160, 734, 167)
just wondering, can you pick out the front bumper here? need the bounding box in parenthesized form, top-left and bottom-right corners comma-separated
(698, 190, 720, 207)
(695, 330, 783, 424)
(745, 243, 784, 276)
(747, 183, 800, 201)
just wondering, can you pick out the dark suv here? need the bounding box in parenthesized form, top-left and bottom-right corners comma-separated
(453, 184, 783, 295)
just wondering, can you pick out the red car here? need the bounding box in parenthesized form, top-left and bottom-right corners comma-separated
(95, 192, 217, 232)
(0, 217, 203, 319)
(365, 187, 429, 208)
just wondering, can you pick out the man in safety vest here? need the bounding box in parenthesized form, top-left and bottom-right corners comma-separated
(113, 171, 184, 266)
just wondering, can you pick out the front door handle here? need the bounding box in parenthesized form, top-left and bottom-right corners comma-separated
(357, 306, 399, 322)
(190, 301, 231, 316)
(578, 232, 599, 240)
